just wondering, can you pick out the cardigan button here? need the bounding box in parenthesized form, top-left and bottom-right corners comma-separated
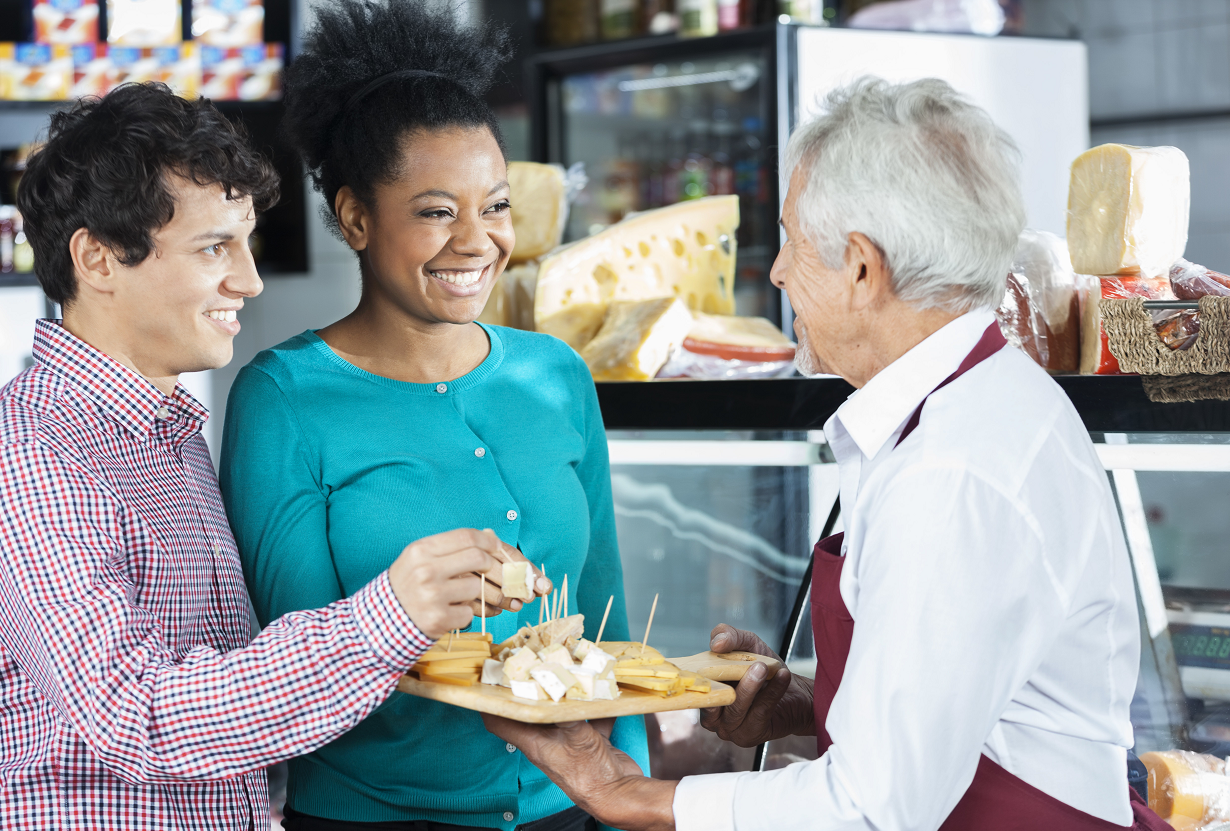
(506, 510, 518, 521)
(475, 448, 486, 458)
(435, 383, 447, 394)
(503, 812, 515, 822)
(506, 742, 516, 753)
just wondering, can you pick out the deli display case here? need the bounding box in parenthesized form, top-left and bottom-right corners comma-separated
(599, 378, 1230, 779)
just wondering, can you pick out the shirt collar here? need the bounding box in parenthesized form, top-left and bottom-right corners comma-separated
(826, 310, 996, 461)
(32, 319, 209, 443)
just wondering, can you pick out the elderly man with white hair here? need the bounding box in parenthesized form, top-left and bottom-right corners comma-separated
(484, 77, 1171, 831)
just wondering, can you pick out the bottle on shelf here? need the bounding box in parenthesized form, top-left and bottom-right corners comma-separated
(642, 0, 678, 34)
(12, 209, 33, 274)
(601, 0, 641, 39)
(677, 0, 718, 37)
(543, 0, 600, 46)
(718, 0, 758, 30)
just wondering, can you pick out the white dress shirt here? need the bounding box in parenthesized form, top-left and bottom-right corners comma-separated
(673, 310, 1139, 831)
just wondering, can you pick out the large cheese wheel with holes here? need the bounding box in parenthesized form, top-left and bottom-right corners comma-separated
(533, 196, 738, 351)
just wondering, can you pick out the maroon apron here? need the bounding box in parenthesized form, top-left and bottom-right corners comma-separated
(809, 322, 1169, 830)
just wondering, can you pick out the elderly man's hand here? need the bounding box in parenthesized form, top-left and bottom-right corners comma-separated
(483, 716, 676, 831)
(700, 624, 816, 746)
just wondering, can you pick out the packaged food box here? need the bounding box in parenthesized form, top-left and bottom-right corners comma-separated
(201, 43, 282, 101)
(34, 0, 100, 45)
(106, 0, 182, 46)
(192, 0, 264, 47)
(70, 43, 110, 97)
(106, 44, 199, 98)
(0, 43, 73, 101)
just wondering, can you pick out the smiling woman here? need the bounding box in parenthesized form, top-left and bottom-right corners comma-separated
(217, 2, 648, 830)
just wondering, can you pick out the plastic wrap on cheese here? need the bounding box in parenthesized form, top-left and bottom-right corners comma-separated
(533, 196, 739, 350)
(658, 312, 797, 380)
(581, 297, 694, 381)
(1067, 143, 1190, 279)
(995, 230, 1081, 372)
(1141, 750, 1230, 829)
(507, 162, 586, 264)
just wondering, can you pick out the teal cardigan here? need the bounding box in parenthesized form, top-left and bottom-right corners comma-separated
(219, 324, 648, 829)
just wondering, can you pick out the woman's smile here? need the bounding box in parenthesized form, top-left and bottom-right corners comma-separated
(428, 261, 492, 296)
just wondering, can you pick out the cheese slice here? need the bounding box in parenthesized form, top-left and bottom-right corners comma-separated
(501, 561, 534, 602)
(580, 297, 694, 381)
(534, 196, 739, 350)
(1067, 144, 1190, 278)
(509, 162, 568, 264)
(684, 313, 796, 362)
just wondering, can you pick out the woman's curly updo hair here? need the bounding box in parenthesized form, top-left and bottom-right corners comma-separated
(283, 0, 512, 238)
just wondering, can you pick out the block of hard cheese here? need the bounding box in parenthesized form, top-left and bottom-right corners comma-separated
(508, 162, 567, 264)
(534, 196, 739, 350)
(580, 298, 694, 381)
(1067, 144, 1190, 278)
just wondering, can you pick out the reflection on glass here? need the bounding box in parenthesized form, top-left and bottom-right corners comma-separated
(556, 52, 776, 319)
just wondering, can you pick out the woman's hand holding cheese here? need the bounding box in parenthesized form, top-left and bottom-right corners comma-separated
(387, 528, 504, 639)
(470, 535, 553, 617)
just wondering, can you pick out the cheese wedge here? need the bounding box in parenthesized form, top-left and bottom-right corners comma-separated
(509, 162, 568, 264)
(501, 561, 534, 602)
(1067, 144, 1190, 278)
(534, 196, 739, 350)
(580, 297, 694, 381)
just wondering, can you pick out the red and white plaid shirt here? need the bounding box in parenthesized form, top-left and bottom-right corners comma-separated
(0, 320, 433, 830)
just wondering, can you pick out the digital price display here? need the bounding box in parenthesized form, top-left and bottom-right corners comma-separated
(1170, 623, 1230, 670)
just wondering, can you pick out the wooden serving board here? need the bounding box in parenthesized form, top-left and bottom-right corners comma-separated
(396, 674, 734, 724)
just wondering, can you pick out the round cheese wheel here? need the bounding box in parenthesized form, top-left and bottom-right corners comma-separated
(1141, 750, 1228, 822)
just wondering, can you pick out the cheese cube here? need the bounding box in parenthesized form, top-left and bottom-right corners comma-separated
(581, 297, 694, 381)
(480, 659, 506, 686)
(530, 665, 577, 702)
(503, 647, 541, 682)
(538, 644, 575, 669)
(565, 667, 597, 701)
(592, 679, 619, 700)
(571, 639, 596, 661)
(581, 648, 617, 680)
(510, 679, 547, 701)
(509, 162, 568, 264)
(501, 561, 534, 602)
(1067, 144, 1190, 278)
(534, 196, 739, 350)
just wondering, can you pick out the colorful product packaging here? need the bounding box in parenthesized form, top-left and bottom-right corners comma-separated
(106, 0, 182, 46)
(105, 44, 199, 98)
(33, 0, 100, 45)
(70, 43, 110, 97)
(192, 0, 264, 47)
(201, 43, 282, 101)
(0, 43, 73, 101)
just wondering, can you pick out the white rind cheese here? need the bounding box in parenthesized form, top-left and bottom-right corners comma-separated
(481, 659, 506, 686)
(501, 561, 534, 602)
(533, 196, 739, 350)
(580, 297, 695, 381)
(1067, 144, 1190, 278)
(510, 679, 547, 701)
(530, 665, 577, 702)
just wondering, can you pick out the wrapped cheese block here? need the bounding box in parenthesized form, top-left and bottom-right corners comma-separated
(1067, 143, 1190, 279)
(580, 297, 694, 381)
(658, 312, 797, 380)
(508, 162, 568, 264)
(534, 196, 739, 350)
(1140, 750, 1230, 828)
(995, 230, 1082, 373)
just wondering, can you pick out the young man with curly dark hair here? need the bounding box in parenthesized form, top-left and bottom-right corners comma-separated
(0, 82, 543, 830)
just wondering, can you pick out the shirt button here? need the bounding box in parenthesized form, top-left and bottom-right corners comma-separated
(435, 383, 447, 394)
(155, 406, 170, 420)
(475, 448, 486, 458)
(506, 742, 516, 753)
(506, 510, 517, 522)
(503, 812, 515, 822)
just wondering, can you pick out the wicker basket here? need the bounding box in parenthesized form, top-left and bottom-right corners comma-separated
(1100, 295, 1230, 401)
